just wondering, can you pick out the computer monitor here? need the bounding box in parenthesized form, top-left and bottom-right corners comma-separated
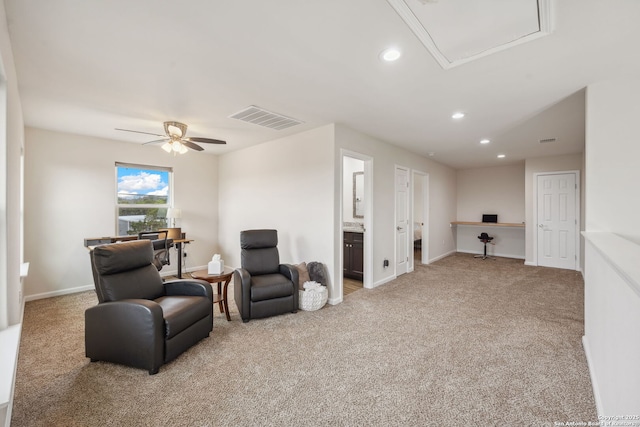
(482, 214, 498, 223)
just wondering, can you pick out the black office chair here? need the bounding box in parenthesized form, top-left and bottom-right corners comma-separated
(138, 230, 174, 271)
(475, 232, 496, 260)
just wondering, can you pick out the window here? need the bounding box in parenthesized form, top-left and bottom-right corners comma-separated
(115, 163, 172, 236)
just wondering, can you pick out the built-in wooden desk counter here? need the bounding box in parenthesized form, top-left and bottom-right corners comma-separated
(451, 221, 525, 259)
(451, 221, 525, 228)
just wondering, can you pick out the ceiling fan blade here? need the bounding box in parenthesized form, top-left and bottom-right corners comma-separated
(185, 137, 226, 145)
(115, 128, 166, 138)
(181, 140, 204, 151)
(142, 138, 170, 145)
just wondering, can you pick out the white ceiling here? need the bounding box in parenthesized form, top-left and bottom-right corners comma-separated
(5, 0, 640, 169)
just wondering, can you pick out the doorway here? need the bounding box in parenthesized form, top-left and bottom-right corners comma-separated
(341, 151, 373, 299)
(534, 171, 580, 270)
(395, 166, 410, 276)
(411, 171, 429, 269)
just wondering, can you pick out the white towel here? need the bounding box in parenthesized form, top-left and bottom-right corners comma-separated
(303, 281, 321, 291)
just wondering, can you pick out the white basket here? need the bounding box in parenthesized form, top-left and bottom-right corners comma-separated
(299, 288, 328, 311)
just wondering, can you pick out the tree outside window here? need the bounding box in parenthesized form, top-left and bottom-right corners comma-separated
(116, 163, 172, 235)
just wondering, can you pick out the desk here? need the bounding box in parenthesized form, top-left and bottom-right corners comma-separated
(173, 239, 193, 279)
(190, 269, 233, 321)
(451, 221, 525, 259)
(451, 221, 524, 228)
(84, 235, 137, 247)
(84, 235, 193, 278)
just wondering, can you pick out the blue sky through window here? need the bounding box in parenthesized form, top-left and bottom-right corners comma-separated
(117, 166, 169, 203)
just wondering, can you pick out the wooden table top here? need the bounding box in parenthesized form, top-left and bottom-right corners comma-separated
(190, 269, 233, 282)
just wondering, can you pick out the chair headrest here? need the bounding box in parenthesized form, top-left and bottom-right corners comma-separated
(92, 240, 154, 275)
(240, 229, 278, 249)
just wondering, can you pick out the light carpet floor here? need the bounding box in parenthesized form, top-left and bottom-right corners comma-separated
(12, 253, 597, 426)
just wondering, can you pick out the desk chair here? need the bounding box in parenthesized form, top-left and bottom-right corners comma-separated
(475, 232, 496, 260)
(138, 231, 174, 270)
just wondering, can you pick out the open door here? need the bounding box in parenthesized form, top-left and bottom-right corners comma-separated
(339, 150, 373, 302)
(412, 170, 429, 268)
(395, 166, 410, 276)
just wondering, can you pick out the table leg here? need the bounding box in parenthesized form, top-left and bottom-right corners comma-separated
(217, 281, 224, 313)
(222, 276, 231, 321)
(176, 242, 183, 278)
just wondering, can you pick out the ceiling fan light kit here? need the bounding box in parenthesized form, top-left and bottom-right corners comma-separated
(162, 140, 189, 154)
(116, 121, 227, 154)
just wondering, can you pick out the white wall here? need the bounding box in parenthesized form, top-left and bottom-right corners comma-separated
(24, 127, 219, 299)
(456, 164, 525, 223)
(456, 164, 525, 259)
(524, 153, 583, 266)
(0, 0, 24, 329)
(334, 124, 457, 284)
(217, 124, 335, 294)
(413, 172, 423, 224)
(585, 81, 640, 242)
(0, 1, 25, 423)
(342, 156, 363, 224)
(583, 80, 640, 415)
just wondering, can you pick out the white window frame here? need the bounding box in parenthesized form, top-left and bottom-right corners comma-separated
(115, 162, 174, 236)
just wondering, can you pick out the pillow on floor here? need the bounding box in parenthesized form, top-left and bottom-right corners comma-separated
(295, 262, 311, 290)
(307, 261, 327, 286)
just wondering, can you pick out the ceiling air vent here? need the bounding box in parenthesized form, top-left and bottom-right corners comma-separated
(229, 105, 303, 130)
(539, 137, 557, 144)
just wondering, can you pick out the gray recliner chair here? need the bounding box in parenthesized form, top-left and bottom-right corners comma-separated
(86, 240, 213, 374)
(234, 229, 299, 322)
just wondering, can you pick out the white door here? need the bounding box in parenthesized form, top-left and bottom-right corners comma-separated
(395, 167, 409, 275)
(537, 173, 577, 269)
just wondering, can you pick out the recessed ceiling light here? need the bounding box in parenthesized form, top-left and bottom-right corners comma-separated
(497, 154, 506, 159)
(480, 139, 490, 144)
(380, 48, 401, 62)
(451, 112, 465, 119)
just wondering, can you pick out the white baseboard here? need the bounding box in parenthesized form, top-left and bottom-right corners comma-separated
(582, 335, 604, 417)
(24, 264, 213, 302)
(457, 249, 525, 260)
(25, 284, 95, 302)
(524, 261, 537, 266)
(328, 296, 343, 305)
(373, 274, 396, 288)
(160, 264, 208, 278)
(429, 250, 457, 264)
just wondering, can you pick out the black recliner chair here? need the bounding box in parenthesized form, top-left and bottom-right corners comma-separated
(86, 240, 213, 374)
(234, 229, 299, 322)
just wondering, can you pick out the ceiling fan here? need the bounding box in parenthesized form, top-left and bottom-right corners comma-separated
(115, 121, 226, 154)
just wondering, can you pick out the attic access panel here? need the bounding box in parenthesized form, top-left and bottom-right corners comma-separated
(387, 0, 552, 69)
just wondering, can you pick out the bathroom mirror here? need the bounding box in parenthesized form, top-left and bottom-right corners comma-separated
(353, 171, 364, 218)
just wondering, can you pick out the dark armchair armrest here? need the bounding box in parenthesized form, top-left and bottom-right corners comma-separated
(164, 279, 213, 301)
(85, 299, 164, 374)
(279, 264, 299, 285)
(280, 264, 299, 308)
(234, 268, 252, 322)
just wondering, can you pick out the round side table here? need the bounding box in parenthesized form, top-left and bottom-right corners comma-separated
(190, 269, 233, 321)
